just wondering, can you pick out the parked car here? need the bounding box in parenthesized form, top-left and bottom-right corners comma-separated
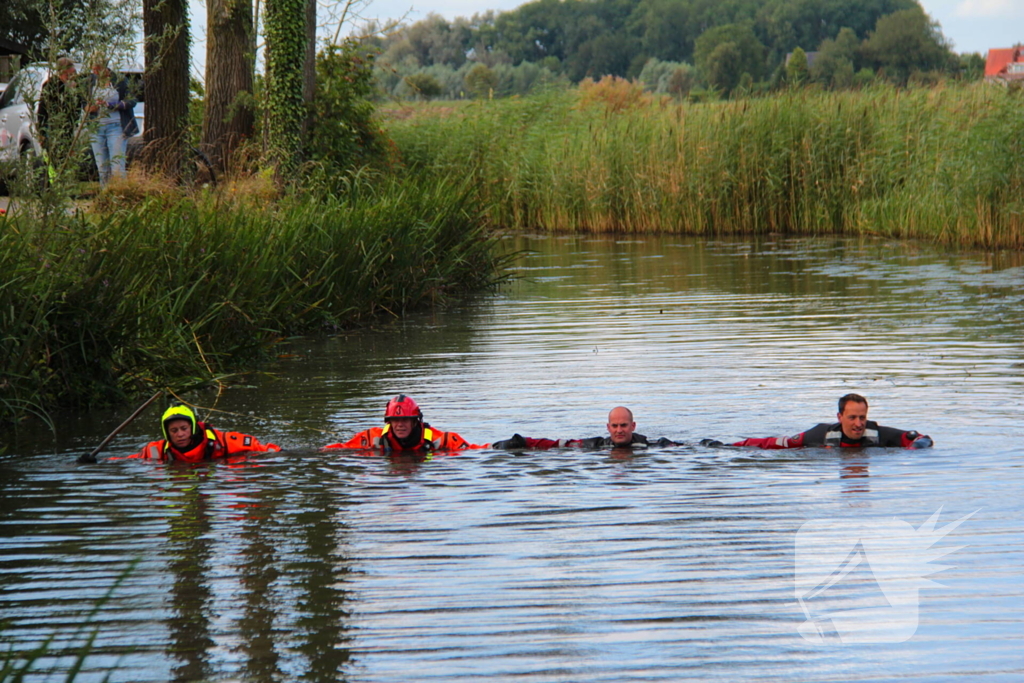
(0, 63, 144, 172)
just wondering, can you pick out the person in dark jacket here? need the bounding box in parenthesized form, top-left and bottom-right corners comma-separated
(492, 406, 679, 450)
(702, 393, 933, 449)
(37, 57, 86, 171)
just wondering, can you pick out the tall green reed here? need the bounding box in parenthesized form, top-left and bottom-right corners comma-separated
(0, 176, 507, 426)
(1, 560, 138, 682)
(386, 84, 1024, 247)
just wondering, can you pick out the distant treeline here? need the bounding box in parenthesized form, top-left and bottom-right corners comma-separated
(367, 0, 986, 99)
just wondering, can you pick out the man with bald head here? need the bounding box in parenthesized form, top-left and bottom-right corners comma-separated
(491, 406, 678, 450)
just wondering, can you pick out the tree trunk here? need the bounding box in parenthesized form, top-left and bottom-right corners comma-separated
(203, 0, 255, 175)
(263, 0, 308, 177)
(142, 0, 190, 178)
(302, 0, 316, 138)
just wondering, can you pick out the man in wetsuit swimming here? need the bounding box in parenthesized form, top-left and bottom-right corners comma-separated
(491, 406, 679, 450)
(702, 393, 933, 449)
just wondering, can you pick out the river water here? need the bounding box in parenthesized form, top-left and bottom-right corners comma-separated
(1, 235, 1022, 682)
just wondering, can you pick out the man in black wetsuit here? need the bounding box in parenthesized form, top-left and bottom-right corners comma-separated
(492, 406, 679, 450)
(702, 393, 932, 449)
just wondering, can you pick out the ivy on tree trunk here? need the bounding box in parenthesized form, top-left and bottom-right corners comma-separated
(263, 0, 308, 177)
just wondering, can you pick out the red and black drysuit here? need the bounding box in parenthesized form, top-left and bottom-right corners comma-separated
(129, 422, 281, 462)
(729, 421, 932, 449)
(492, 433, 679, 450)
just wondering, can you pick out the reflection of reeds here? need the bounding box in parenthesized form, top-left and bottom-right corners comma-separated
(388, 85, 1024, 247)
(1, 560, 138, 682)
(0, 177, 507, 425)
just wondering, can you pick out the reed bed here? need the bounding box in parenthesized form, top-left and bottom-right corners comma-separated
(0, 177, 504, 425)
(387, 84, 1024, 247)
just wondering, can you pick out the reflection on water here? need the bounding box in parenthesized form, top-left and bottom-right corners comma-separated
(1, 236, 1022, 681)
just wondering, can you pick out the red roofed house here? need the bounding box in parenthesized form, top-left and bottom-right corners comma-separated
(985, 45, 1024, 83)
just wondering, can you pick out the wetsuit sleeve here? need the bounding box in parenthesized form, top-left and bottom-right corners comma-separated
(222, 431, 281, 454)
(651, 437, 680, 447)
(730, 432, 808, 449)
(877, 426, 933, 448)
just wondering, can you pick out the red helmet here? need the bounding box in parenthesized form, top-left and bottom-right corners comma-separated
(384, 394, 423, 422)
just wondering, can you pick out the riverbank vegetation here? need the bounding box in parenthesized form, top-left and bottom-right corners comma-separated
(0, 177, 504, 426)
(386, 81, 1024, 247)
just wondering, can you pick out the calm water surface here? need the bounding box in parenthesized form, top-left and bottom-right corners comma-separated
(1, 236, 1022, 681)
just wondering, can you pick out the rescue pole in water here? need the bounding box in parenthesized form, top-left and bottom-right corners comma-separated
(78, 391, 164, 463)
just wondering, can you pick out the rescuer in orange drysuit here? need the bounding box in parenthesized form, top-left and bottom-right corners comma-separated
(321, 394, 486, 453)
(128, 405, 281, 462)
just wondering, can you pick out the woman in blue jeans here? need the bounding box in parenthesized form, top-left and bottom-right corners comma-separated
(86, 58, 138, 185)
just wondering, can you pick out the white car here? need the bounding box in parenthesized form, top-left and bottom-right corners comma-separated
(0, 64, 48, 163)
(0, 63, 144, 167)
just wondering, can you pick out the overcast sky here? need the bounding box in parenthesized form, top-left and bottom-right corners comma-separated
(187, 0, 1022, 78)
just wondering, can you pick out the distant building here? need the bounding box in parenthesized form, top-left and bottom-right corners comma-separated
(985, 45, 1024, 83)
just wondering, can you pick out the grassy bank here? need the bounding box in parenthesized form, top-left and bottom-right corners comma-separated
(386, 83, 1024, 247)
(0, 177, 504, 426)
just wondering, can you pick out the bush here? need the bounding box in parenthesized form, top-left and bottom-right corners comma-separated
(404, 72, 443, 99)
(308, 40, 392, 173)
(577, 75, 651, 112)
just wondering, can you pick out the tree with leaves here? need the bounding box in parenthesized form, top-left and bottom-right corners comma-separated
(464, 63, 498, 98)
(404, 72, 443, 98)
(0, 0, 138, 60)
(694, 23, 766, 93)
(786, 46, 809, 86)
(811, 27, 859, 88)
(862, 6, 952, 85)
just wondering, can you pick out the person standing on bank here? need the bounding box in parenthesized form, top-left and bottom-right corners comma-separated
(702, 393, 933, 449)
(37, 57, 86, 175)
(128, 405, 281, 462)
(85, 56, 138, 185)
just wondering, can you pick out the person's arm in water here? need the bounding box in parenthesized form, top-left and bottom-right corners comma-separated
(875, 425, 933, 448)
(490, 434, 577, 449)
(727, 432, 810, 449)
(322, 428, 381, 450)
(216, 430, 281, 455)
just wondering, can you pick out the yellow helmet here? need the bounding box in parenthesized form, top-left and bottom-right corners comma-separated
(161, 405, 197, 442)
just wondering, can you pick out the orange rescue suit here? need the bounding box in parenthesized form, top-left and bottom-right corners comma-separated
(322, 424, 486, 452)
(129, 422, 281, 462)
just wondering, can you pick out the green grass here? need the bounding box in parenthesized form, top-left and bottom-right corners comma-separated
(384, 83, 1024, 247)
(0, 176, 507, 426)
